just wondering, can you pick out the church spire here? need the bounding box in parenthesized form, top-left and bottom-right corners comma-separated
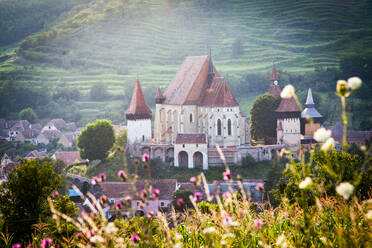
(207, 48, 215, 85)
(305, 88, 315, 107)
(125, 78, 152, 120)
(268, 62, 281, 98)
(270, 63, 279, 84)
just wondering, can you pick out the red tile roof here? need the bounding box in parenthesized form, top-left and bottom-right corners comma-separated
(53, 151, 87, 166)
(268, 84, 281, 98)
(270, 65, 279, 82)
(276, 97, 301, 113)
(200, 77, 239, 107)
(175, 133, 206, 144)
(125, 79, 152, 119)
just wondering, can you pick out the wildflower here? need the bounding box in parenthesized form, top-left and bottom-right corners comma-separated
(336, 182, 354, 200)
(222, 192, 231, 200)
(223, 170, 231, 181)
(347, 77, 362, 90)
(174, 243, 182, 248)
(223, 216, 232, 225)
(299, 177, 313, 189)
(76, 232, 83, 238)
(336, 80, 350, 97)
(190, 176, 196, 184)
(105, 222, 118, 234)
(140, 189, 148, 198)
(194, 192, 203, 201)
(276, 234, 289, 248)
(254, 219, 264, 229)
(366, 210, 372, 220)
(321, 138, 335, 151)
(124, 195, 132, 202)
(41, 238, 52, 248)
(90, 235, 104, 244)
(177, 198, 184, 207)
(142, 153, 150, 162)
(280, 84, 295, 99)
(130, 234, 140, 243)
(256, 183, 264, 191)
(152, 188, 160, 198)
(100, 195, 107, 203)
(222, 233, 235, 239)
(203, 226, 217, 234)
(115, 201, 123, 209)
(52, 190, 59, 198)
(117, 170, 127, 181)
(99, 173, 106, 181)
(146, 211, 154, 217)
(12, 244, 21, 248)
(313, 128, 332, 142)
(320, 237, 327, 243)
(92, 176, 99, 185)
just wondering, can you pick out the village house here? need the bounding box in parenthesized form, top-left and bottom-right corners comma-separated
(52, 151, 87, 166)
(24, 150, 47, 160)
(1, 153, 20, 182)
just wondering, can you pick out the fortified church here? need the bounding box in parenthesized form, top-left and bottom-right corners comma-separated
(125, 55, 322, 169)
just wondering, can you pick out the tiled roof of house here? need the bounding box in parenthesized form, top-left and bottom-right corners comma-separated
(175, 133, 206, 144)
(200, 77, 239, 107)
(30, 123, 42, 131)
(22, 129, 40, 139)
(268, 85, 281, 98)
(1, 162, 20, 177)
(25, 150, 47, 159)
(46, 119, 66, 130)
(40, 129, 62, 141)
(327, 122, 372, 144)
(276, 97, 301, 113)
(163, 56, 220, 105)
(101, 179, 177, 200)
(125, 79, 152, 119)
(10, 120, 31, 131)
(53, 151, 87, 166)
(1, 153, 12, 165)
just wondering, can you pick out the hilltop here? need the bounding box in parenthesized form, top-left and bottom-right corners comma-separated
(1, 0, 372, 124)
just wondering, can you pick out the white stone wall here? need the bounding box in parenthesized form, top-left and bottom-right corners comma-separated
(277, 118, 301, 149)
(127, 118, 152, 145)
(174, 143, 208, 170)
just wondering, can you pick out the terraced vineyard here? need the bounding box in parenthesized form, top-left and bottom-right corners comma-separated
(1, 0, 372, 123)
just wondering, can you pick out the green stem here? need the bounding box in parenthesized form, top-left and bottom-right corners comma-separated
(341, 96, 347, 146)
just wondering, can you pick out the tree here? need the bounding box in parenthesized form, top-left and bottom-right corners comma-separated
(77, 119, 115, 161)
(114, 129, 127, 149)
(18, 107, 38, 123)
(0, 159, 62, 242)
(250, 94, 281, 144)
(90, 83, 109, 101)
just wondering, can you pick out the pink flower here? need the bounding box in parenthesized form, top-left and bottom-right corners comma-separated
(152, 188, 160, 198)
(99, 173, 106, 182)
(115, 201, 122, 209)
(222, 192, 231, 200)
(124, 195, 132, 202)
(194, 192, 203, 201)
(41, 238, 52, 248)
(130, 234, 140, 243)
(223, 216, 232, 225)
(256, 184, 264, 191)
(52, 190, 59, 198)
(146, 211, 154, 217)
(177, 198, 184, 207)
(254, 219, 264, 229)
(12, 244, 21, 248)
(223, 171, 231, 181)
(92, 176, 99, 185)
(142, 153, 150, 162)
(76, 232, 83, 238)
(140, 189, 148, 198)
(190, 176, 196, 184)
(117, 170, 127, 181)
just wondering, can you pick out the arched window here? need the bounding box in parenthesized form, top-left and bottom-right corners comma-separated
(190, 113, 193, 123)
(217, 119, 222, 136)
(228, 119, 232, 136)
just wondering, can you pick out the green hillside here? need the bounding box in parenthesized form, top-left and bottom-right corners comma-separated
(1, 0, 372, 125)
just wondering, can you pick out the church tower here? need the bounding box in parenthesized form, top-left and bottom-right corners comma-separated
(301, 88, 323, 143)
(268, 64, 281, 98)
(276, 95, 301, 149)
(125, 79, 152, 145)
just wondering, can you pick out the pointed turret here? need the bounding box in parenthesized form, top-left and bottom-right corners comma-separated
(125, 79, 152, 120)
(301, 88, 323, 140)
(207, 49, 215, 85)
(301, 88, 322, 119)
(305, 88, 314, 107)
(268, 64, 281, 98)
(155, 87, 165, 104)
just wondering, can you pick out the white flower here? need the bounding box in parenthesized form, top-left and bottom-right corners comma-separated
(313, 128, 332, 142)
(203, 227, 217, 234)
(336, 182, 354, 200)
(174, 243, 183, 248)
(320, 237, 327, 243)
(366, 210, 372, 220)
(321, 138, 335, 151)
(90, 235, 104, 244)
(280, 85, 295, 99)
(116, 237, 124, 243)
(105, 222, 118, 234)
(276, 234, 289, 248)
(222, 233, 235, 239)
(299, 177, 313, 189)
(347, 77, 362, 90)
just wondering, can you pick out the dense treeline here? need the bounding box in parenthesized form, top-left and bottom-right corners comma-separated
(0, 0, 91, 46)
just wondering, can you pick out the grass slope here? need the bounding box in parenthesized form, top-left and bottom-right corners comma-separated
(1, 0, 372, 122)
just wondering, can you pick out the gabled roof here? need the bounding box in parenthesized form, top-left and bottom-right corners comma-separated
(200, 77, 239, 107)
(276, 97, 301, 113)
(175, 133, 206, 144)
(46, 119, 66, 130)
(1, 153, 12, 165)
(125, 79, 152, 119)
(40, 129, 62, 141)
(10, 120, 31, 132)
(163, 56, 220, 105)
(25, 150, 47, 159)
(22, 129, 40, 139)
(53, 151, 87, 166)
